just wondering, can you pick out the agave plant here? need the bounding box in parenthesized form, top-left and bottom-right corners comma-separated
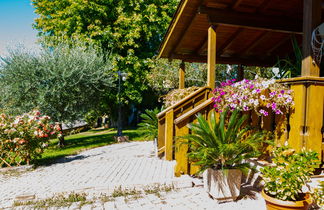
(184, 109, 270, 174)
(138, 108, 160, 140)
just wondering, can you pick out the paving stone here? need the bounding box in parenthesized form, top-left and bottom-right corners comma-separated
(1, 141, 269, 209)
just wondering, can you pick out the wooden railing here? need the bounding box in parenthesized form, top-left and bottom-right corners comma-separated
(158, 77, 324, 177)
(279, 77, 324, 165)
(157, 87, 212, 159)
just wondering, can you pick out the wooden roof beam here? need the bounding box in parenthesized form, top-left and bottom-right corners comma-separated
(198, 6, 302, 34)
(169, 14, 198, 57)
(195, 34, 208, 55)
(231, 0, 244, 9)
(172, 54, 275, 66)
(267, 35, 291, 55)
(239, 31, 270, 55)
(217, 27, 244, 56)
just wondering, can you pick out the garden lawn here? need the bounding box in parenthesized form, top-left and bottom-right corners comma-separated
(34, 127, 148, 166)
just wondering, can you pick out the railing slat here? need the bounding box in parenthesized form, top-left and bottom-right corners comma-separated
(165, 110, 174, 161)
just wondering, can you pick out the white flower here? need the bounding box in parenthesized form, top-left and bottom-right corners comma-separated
(260, 95, 266, 100)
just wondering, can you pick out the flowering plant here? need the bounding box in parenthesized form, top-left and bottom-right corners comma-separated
(212, 78, 294, 116)
(0, 110, 62, 166)
(260, 147, 319, 201)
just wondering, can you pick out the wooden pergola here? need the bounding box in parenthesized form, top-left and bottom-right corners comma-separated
(156, 0, 324, 174)
(158, 0, 323, 89)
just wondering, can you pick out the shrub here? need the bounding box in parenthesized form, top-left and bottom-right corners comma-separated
(0, 110, 61, 166)
(138, 108, 160, 140)
(312, 181, 324, 209)
(183, 109, 271, 174)
(260, 147, 319, 201)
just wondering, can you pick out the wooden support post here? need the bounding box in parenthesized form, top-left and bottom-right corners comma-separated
(304, 84, 324, 156)
(288, 84, 306, 152)
(207, 26, 216, 89)
(237, 64, 244, 81)
(175, 120, 189, 177)
(157, 118, 166, 158)
(301, 0, 321, 76)
(179, 61, 185, 89)
(282, 77, 324, 163)
(165, 110, 174, 161)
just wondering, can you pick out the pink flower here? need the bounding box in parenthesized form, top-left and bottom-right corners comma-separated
(275, 109, 283, 115)
(271, 102, 277, 110)
(259, 109, 269, 116)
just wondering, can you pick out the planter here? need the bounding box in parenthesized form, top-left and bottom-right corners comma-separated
(203, 168, 242, 201)
(261, 190, 312, 210)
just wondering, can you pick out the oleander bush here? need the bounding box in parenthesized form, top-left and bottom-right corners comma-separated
(0, 110, 61, 167)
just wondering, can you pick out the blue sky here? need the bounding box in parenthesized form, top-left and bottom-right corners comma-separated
(0, 0, 39, 57)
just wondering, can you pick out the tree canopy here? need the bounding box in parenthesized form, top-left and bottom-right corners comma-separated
(0, 44, 114, 124)
(32, 0, 178, 105)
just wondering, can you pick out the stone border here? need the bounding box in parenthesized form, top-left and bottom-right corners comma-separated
(0, 164, 34, 173)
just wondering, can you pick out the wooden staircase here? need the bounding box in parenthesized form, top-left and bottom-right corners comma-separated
(156, 86, 214, 176)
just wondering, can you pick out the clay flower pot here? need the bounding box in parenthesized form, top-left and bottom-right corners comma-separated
(203, 168, 242, 201)
(261, 190, 312, 210)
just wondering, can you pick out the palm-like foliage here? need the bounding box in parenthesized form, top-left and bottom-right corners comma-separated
(138, 108, 160, 140)
(183, 109, 269, 174)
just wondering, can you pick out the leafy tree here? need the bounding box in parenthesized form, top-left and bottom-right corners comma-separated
(32, 0, 178, 107)
(0, 43, 115, 145)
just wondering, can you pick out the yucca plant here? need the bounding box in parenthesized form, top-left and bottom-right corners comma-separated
(184, 109, 270, 174)
(138, 108, 160, 140)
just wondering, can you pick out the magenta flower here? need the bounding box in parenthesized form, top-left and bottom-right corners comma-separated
(271, 102, 277, 110)
(259, 109, 269, 116)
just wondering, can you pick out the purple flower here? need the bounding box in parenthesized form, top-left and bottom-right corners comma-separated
(256, 89, 261, 93)
(270, 91, 276, 97)
(271, 102, 277, 110)
(243, 106, 249, 111)
(275, 109, 283, 115)
(249, 85, 255, 89)
(280, 90, 285, 94)
(278, 94, 283, 98)
(259, 109, 269, 116)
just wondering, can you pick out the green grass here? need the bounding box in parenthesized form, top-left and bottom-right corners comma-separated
(33, 127, 149, 166)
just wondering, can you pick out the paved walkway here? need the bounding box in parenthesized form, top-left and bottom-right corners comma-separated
(0, 141, 266, 209)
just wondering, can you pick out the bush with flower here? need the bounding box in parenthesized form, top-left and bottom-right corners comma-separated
(212, 78, 294, 116)
(0, 110, 62, 167)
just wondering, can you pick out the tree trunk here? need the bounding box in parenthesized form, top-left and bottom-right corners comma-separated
(58, 123, 65, 147)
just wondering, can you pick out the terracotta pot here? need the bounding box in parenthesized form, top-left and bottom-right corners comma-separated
(203, 168, 242, 201)
(261, 190, 312, 210)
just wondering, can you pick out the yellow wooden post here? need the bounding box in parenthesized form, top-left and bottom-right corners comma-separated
(304, 84, 324, 156)
(174, 120, 189, 176)
(288, 84, 306, 152)
(207, 26, 216, 89)
(189, 117, 200, 175)
(165, 110, 174, 161)
(179, 61, 185, 89)
(157, 118, 166, 157)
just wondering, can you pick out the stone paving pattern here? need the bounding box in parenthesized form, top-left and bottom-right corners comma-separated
(0, 141, 266, 209)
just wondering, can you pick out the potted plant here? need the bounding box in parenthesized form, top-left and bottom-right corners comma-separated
(260, 147, 319, 210)
(312, 181, 324, 209)
(183, 109, 269, 201)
